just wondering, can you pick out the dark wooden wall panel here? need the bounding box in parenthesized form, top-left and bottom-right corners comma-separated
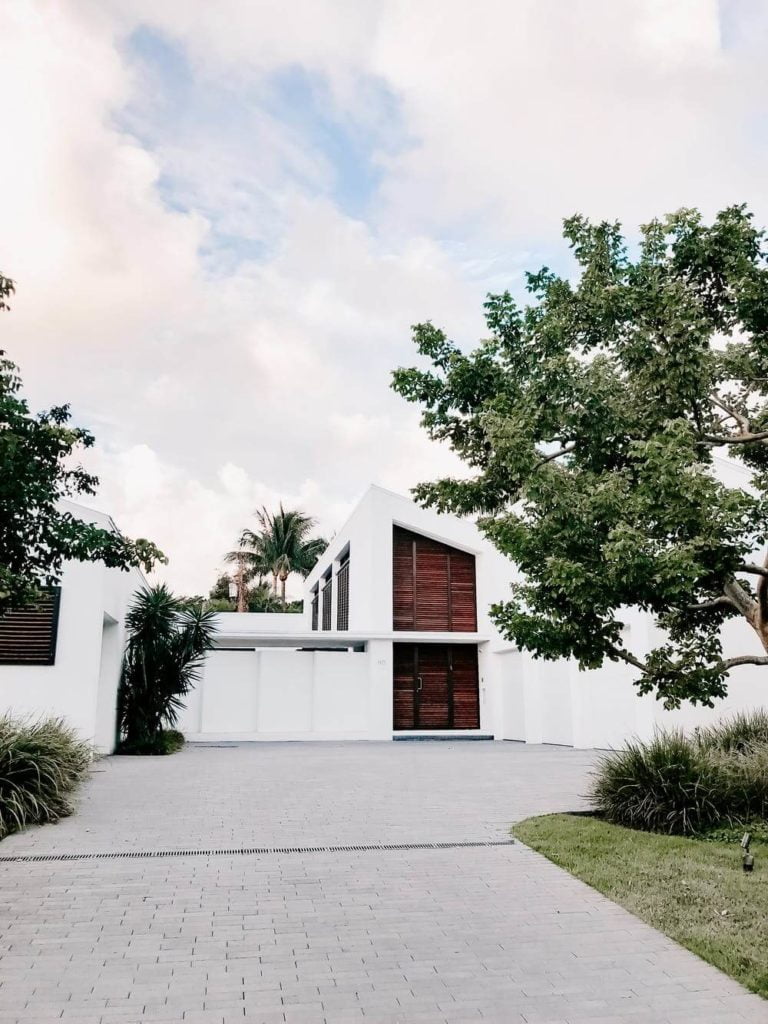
(393, 527, 477, 632)
(393, 531, 415, 630)
(0, 589, 61, 665)
(450, 645, 480, 728)
(393, 643, 416, 729)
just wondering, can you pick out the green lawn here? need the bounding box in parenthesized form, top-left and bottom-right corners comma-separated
(512, 813, 768, 1000)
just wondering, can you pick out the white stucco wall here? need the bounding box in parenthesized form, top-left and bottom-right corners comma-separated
(179, 643, 391, 741)
(0, 502, 145, 753)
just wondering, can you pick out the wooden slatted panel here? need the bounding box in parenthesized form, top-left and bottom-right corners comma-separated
(310, 592, 319, 631)
(449, 551, 477, 631)
(321, 576, 332, 631)
(392, 528, 415, 630)
(392, 527, 477, 632)
(416, 644, 450, 729)
(450, 645, 480, 728)
(0, 589, 61, 665)
(336, 559, 349, 631)
(393, 643, 416, 729)
(414, 539, 450, 631)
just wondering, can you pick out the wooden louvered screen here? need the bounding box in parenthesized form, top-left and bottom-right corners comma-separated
(450, 644, 481, 728)
(336, 557, 349, 631)
(393, 526, 477, 632)
(393, 643, 480, 730)
(321, 575, 332, 631)
(0, 589, 61, 665)
(393, 642, 416, 730)
(311, 591, 319, 631)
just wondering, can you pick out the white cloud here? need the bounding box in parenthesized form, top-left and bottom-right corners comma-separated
(3, 1, 768, 593)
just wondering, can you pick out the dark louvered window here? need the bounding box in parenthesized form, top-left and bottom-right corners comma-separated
(311, 589, 319, 631)
(321, 574, 333, 631)
(392, 526, 476, 632)
(0, 589, 62, 665)
(336, 553, 350, 631)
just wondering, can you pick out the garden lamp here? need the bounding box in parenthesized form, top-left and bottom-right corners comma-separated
(741, 832, 754, 873)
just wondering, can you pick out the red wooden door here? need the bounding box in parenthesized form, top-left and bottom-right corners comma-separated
(393, 643, 480, 730)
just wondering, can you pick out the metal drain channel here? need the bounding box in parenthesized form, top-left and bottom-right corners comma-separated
(0, 839, 514, 864)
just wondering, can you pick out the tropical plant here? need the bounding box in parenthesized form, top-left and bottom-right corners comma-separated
(591, 718, 768, 836)
(247, 580, 285, 612)
(225, 504, 327, 607)
(117, 584, 217, 754)
(694, 708, 768, 753)
(0, 715, 92, 840)
(0, 276, 165, 615)
(393, 206, 768, 708)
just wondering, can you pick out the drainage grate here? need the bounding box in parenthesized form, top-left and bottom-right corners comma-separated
(0, 839, 514, 864)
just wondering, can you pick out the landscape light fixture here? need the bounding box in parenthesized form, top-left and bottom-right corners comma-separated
(741, 832, 754, 872)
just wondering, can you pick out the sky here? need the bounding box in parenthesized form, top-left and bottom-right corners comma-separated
(3, 0, 768, 594)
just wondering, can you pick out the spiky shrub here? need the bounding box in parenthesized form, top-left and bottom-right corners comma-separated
(591, 733, 724, 835)
(0, 715, 91, 840)
(591, 723, 768, 835)
(117, 585, 217, 755)
(694, 710, 768, 754)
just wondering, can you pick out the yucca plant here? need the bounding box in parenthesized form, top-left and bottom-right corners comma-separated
(117, 584, 217, 754)
(0, 715, 91, 839)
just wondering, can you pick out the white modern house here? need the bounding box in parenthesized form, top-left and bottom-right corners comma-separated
(0, 500, 145, 753)
(2, 483, 764, 753)
(178, 483, 767, 748)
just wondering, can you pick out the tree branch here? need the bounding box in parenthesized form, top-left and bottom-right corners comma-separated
(709, 394, 751, 433)
(738, 563, 768, 578)
(720, 655, 768, 670)
(606, 644, 649, 673)
(684, 596, 736, 612)
(533, 444, 576, 469)
(700, 431, 768, 446)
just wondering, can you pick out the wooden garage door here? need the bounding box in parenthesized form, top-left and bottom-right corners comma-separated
(393, 643, 480, 730)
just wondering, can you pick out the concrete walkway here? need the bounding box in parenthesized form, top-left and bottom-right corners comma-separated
(0, 742, 764, 1023)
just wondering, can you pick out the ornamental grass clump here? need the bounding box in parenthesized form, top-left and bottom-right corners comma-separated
(694, 709, 768, 753)
(0, 715, 91, 840)
(591, 714, 768, 836)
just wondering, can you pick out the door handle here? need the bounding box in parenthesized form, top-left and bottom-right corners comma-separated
(416, 674, 423, 693)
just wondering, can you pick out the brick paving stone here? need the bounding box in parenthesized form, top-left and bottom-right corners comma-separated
(0, 742, 764, 1023)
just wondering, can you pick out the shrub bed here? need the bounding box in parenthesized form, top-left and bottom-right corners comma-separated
(591, 712, 768, 836)
(116, 728, 185, 756)
(0, 715, 92, 840)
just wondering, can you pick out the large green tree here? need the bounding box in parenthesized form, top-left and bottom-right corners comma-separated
(1, 274, 164, 613)
(393, 206, 768, 708)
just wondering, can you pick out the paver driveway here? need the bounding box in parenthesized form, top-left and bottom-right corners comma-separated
(0, 742, 764, 1023)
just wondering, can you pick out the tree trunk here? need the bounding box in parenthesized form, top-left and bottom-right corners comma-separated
(725, 562, 768, 653)
(236, 557, 246, 613)
(280, 576, 287, 607)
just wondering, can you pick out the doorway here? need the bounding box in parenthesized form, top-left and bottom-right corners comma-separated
(393, 643, 480, 730)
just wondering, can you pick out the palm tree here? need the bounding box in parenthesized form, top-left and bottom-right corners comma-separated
(117, 585, 217, 753)
(226, 505, 327, 608)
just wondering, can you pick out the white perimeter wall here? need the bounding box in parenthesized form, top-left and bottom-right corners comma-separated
(493, 612, 768, 749)
(179, 640, 393, 741)
(0, 557, 144, 753)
